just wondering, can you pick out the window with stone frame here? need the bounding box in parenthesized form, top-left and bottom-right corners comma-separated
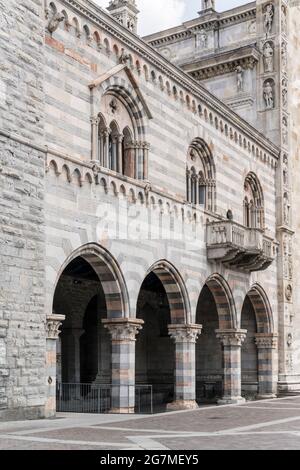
(243, 173, 265, 229)
(186, 139, 216, 212)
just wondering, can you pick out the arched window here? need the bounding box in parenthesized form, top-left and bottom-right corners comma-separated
(95, 93, 149, 180)
(186, 139, 216, 211)
(243, 173, 264, 229)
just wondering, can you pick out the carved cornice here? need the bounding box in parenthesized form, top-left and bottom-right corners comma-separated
(215, 329, 247, 347)
(57, 0, 279, 160)
(145, 6, 256, 45)
(168, 324, 203, 343)
(102, 318, 144, 342)
(182, 44, 260, 80)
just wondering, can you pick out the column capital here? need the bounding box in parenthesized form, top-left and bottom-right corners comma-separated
(90, 117, 99, 126)
(255, 333, 278, 349)
(102, 318, 144, 342)
(46, 314, 65, 340)
(215, 329, 247, 347)
(168, 324, 202, 343)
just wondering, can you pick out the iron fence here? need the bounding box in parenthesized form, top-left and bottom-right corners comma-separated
(56, 383, 153, 414)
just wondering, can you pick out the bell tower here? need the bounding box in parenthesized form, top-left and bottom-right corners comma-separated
(107, 0, 139, 34)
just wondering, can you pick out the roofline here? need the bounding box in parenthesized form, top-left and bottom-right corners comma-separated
(59, 0, 279, 159)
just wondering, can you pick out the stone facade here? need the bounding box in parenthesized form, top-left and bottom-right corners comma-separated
(0, 0, 299, 419)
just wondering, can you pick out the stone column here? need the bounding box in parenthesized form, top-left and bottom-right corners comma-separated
(216, 329, 247, 405)
(45, 314, 65, 418)
(103, 318, 144, 413)
(143, 143, 150, 180)
(72, 328, 84, 383)
(90, 117, 99, 163)
(167, 324, 202, 410)
(103, 129, 110, 168)
(117, 134, 123, 174)
(255, 333, 278, 399)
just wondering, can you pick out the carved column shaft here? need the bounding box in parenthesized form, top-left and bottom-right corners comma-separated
(216, 329, 247, 405)
(255, 333, 278, 398)
(167, 324, 202, 410)
(103, 318, 144, 413)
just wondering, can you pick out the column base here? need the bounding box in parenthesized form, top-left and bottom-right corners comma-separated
(217, 396, 246, 405)
(109, 407, 135, 414)
(256, 394, 277, 400)
(167, 400, 199, 411)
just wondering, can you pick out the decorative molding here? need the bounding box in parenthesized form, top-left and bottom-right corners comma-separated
(168, 324, 202, 343)
(255, 333, 278, 349)
(46, 314, 65, 339)
(215, 329, 247, 347)
(102, 318, 144, 342)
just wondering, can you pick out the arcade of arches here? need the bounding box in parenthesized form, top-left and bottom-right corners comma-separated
(46, 249, 278, 415)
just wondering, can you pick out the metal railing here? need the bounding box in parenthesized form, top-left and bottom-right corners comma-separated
(56, 383, 153, 414)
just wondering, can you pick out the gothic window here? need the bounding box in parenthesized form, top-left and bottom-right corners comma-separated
(95, 94, 149, 180)
(243, 173, 264, 229)
(186, 139, 216, 211)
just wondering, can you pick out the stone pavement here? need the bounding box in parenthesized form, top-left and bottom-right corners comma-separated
(1, 396, 300, 450)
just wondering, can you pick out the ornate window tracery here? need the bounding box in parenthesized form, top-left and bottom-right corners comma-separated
(186, 139, 216, 211)
(243, 173, 264, 229)
(95, 94, 149, 180)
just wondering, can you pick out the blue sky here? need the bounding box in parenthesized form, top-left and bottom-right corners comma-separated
(95, 1, 251, 35)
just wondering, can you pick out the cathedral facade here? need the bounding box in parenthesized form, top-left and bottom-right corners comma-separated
(0, 0, 299, 419)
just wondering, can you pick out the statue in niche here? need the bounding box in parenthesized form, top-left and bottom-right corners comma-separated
(236, 65, 244, 92)
(263, 42, 274, 72)
(282, 78, 288, 108)
(282, 117, 288, 145)
(264, 4, 274, 35)
(283, 154, 289, 186)
(263, 81, 274, 109)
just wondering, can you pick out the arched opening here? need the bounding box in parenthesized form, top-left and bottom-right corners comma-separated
(135, 272, 175, 411)
(196, 275, 236, 404)
(241, 295, 258, 399)
(195, 285, 223, 403)
(186, 139, 216, 211)
(54, 256, 111, 387)
(243, 173, 264, 229)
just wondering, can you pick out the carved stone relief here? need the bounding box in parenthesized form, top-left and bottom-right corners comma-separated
(263, 3, 274, 35)
(263, 80, 275, 109)
(263, 41, 274, 73)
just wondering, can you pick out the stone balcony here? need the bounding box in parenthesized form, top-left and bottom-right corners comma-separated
(206, 220, 277, 272)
